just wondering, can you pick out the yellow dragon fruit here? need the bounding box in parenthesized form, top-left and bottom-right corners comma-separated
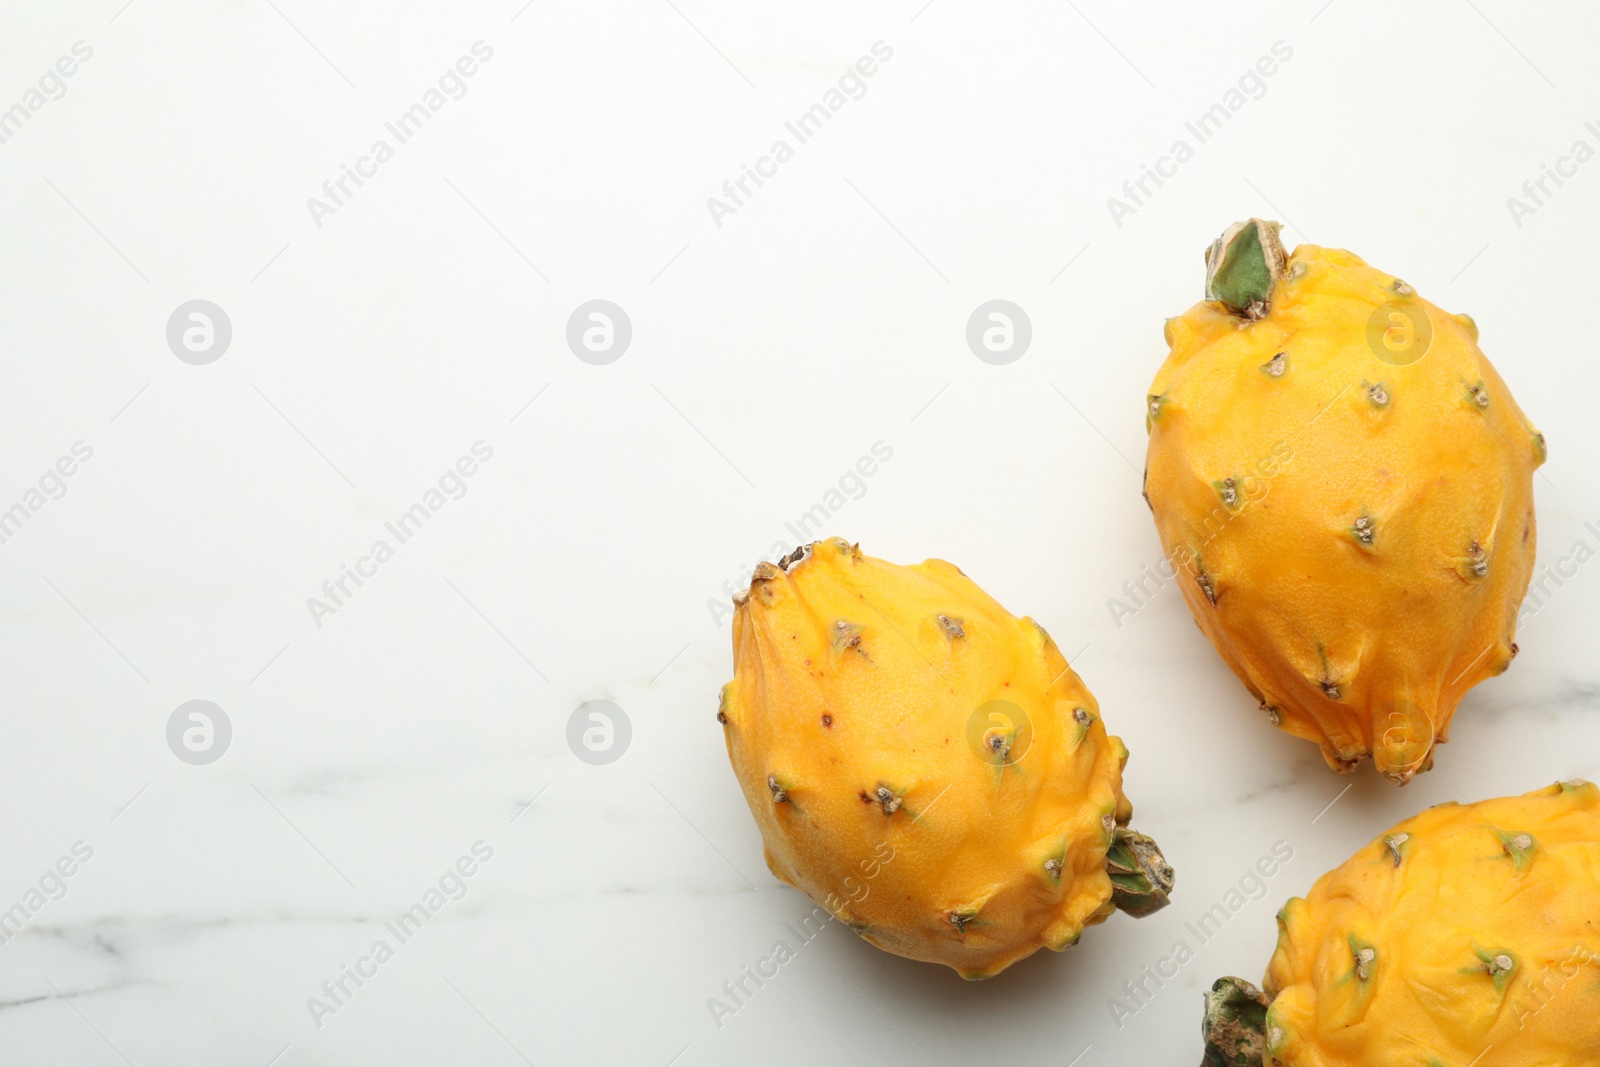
(719, 538, 1172, 979)
(1144, 219, 1545, 782)
(1201, 781, 1600, 1066)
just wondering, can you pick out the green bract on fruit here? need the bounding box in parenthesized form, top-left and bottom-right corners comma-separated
(719, 539, 1173, 979)
(1144, 219, 1545, 783)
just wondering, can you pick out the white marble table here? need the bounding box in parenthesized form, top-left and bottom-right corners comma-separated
(3, 1, 1598, 1063)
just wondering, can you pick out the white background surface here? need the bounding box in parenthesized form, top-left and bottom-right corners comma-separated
(3, 1, 1599, 1064)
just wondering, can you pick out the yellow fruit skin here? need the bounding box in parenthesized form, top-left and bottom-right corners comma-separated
(1145, 243, 1544, 782)
(722, 538, 1134, 979)
(1262, 782, 1600, 1066)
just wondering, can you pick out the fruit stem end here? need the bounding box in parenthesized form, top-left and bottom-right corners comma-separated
(1200, 976, 1271, 1067)
(1108, 828, 1175, 917)
(1205, 218, 1287, 320)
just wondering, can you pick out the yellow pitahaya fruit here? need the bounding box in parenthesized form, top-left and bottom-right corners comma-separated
(1202, 781, 1600, 1066)
(719, 538, 1172, 979)
(1144, 219, 1546, 783)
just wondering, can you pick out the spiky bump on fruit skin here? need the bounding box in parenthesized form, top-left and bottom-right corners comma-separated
(1202, 783, 1600, 1067)
(721, 537, 1170, 980)
(1145, 219, 1544, 783)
